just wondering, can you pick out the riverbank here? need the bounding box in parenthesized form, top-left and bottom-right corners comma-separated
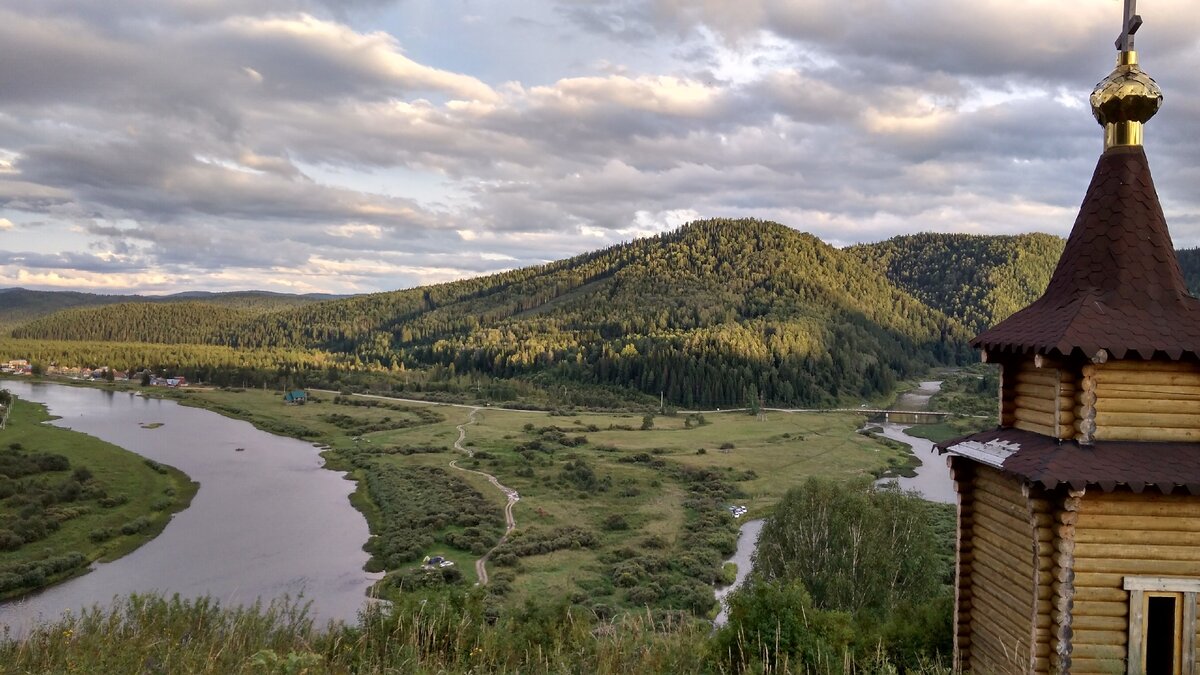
(0, 392, 196, 600)
(0, 381, 378, 633)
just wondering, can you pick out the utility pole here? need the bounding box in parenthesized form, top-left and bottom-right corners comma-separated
(660, 390, 664, 412)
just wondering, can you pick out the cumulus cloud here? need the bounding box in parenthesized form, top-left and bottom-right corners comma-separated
(2, 0, 1199, 295)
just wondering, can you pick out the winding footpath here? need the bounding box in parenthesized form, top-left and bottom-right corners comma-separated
(447, 408, 519, 585)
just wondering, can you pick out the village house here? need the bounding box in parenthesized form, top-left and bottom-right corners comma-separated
(940, 7, 1200, 674)
(1, 359, 31, 375)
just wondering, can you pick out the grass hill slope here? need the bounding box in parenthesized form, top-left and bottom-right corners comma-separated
(848, 233, 1065, 334)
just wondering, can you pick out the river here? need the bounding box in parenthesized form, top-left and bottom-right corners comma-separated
(0, 381, 380, 634)
(712, 518, 763, 627)
(712, 381, 958, 623)
(882, 380, 956, 504)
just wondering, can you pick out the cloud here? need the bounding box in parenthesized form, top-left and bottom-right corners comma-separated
(2, 0, 1200, 295)
(0, 217, 13, 230)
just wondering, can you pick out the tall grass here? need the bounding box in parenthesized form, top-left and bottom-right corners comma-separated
(0, 591, 949, 674)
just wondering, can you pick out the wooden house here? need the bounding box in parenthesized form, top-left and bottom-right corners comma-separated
(284, 390, 308, 404)
(940, 10, 1200, 675)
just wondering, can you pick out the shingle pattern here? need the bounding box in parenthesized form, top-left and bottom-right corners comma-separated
(939, 427, 1200, 494)
(973, 145, 1200, 360)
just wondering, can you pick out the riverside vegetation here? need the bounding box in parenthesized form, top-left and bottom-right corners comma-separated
(0, 395, 196, 599)
(1, 479, 953, 674)
(0, 222, 1105, 671)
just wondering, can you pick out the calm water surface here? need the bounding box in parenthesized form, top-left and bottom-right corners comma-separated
(0, 381, 379, 633)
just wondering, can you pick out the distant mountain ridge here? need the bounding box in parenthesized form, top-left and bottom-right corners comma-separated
(0, 287, 342, 333)
(848, 233, 1067, 335)
(10, 220, 969, 407)
(8, 224, 1199, 407)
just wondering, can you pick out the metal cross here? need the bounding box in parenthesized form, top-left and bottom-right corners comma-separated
(1115, 0, 1143, 51)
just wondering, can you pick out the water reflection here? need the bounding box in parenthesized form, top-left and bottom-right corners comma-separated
(0, 381, 380, 634)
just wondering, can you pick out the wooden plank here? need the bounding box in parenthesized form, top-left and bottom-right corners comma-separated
(972, 554, 1036, 603)
(972, 498, 1041, 537)
(1014, 407, 1064, 428)
(972, 481, 1030, 516)
(1086, 490, 1200, 504)
(1073, 586, 1127, 603)
(1069, 599, 1129, 617)
(1075, 558, 1200, 576)
(1095, 398, 1200, 414)
(1088, 360, 1200, 373)
(1128, 588, 1144, 674)
(1076, 542, 1200, 562)
(1092, 370, 1200, 386)
(1079, 509, 1200, 526)
(1073, 628, 1127, 646)
(1072, 614, 1127, 631)
(973, 581, 1035, 634)
(1014, 382, 1068, 400)
(1093, 425, 1200, 442)
(968, 617, 1033, 671)
(1015, 394, 1074, 414)
(1070, 656, 1127, 674)
(1183, 593, 1196, 675)
(1076, 528, 1200, 547)
(974, 518, 1037, 556)
(1098, 383, 1200, 399)
(1089, 410, 1200, 429)
(1017, 369, 1075, 386)
(1013, 418, 1057, 437)
(1123, 577, 1200, 592)
(972, 539, 1034, 585)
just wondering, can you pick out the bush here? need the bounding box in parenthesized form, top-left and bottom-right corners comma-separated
(602, 514, 629, 531)
(0, 529, 23, 551)
(712, 579, 853, 673)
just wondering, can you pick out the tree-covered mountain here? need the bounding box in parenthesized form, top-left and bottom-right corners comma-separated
(0, 288, 338, 334)
(848, 233, 1066, 334)
(14, 220, 971, 407)
(1180, 248, 1200, 297)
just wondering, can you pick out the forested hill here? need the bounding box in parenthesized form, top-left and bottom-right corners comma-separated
(13, 220, 971, 407)
(848, 233, 1066, 334)
(1180, 248, 1200, 297)
(0, 288, 336, 334)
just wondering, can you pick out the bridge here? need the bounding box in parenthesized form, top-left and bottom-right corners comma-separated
(754, 406, 964, 425)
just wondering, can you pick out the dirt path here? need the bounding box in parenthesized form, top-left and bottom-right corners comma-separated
(447, 408, 518, 585)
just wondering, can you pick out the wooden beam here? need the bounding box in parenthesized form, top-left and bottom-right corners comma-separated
(1093, 425, 1200, 442)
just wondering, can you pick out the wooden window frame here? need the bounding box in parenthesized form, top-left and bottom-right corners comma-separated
(1125, 577, 1199, 675)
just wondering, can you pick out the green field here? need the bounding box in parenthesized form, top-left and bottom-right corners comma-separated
(0, 396, 197, 599)
(151, 386, 913, 614)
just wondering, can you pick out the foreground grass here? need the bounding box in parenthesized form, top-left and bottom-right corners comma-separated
(0, 397, 196, 599)
(0, 592, 951, 674)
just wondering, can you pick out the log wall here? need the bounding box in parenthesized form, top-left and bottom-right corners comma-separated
(1005, 360, 1077, 440)
(1072, 490, 1200, 674)
(959, 466, 1044, 673)
(1085, 360, 1200, 443)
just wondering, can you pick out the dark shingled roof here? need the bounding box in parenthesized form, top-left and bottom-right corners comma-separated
(939, 427, 1200, 494)
(973, 145, 1200, 361)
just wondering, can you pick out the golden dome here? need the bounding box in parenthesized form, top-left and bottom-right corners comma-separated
(1090, 51, 1162, 149)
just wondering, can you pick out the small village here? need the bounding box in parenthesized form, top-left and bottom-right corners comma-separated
(1, 358, 190, 388)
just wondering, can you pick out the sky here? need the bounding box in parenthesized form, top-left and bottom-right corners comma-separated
(2, 0, 1199, 295)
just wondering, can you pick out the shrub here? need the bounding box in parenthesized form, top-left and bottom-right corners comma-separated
(602, 514, 629, 531)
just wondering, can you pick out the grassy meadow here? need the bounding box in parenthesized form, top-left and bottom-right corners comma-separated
(0, 396, 197, 599)
(149, 386, 914, 615)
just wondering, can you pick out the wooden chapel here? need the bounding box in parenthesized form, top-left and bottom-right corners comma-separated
(939, 4, 1200, 674)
